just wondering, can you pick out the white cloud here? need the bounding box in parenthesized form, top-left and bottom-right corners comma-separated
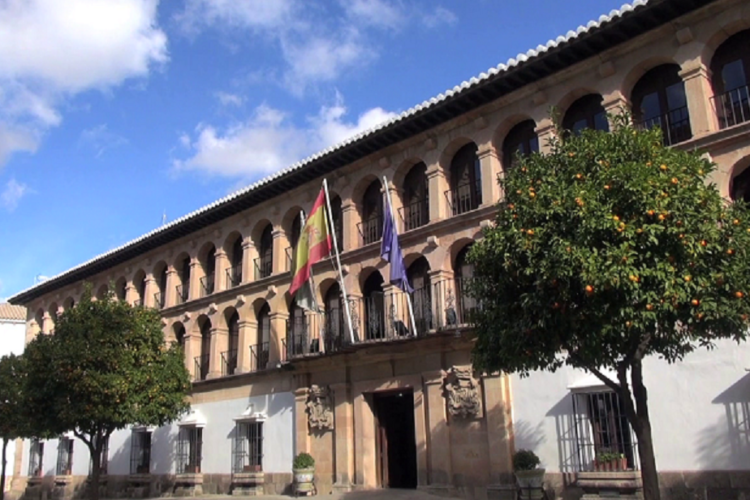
(1, 178, 29, 212)
(176, 0, 296, 34)
(0, 0, 167, 165)
(215, 91, 245, 107)
(341, 0, 405, 30)
(422, 6, 458, 28)
(0, 124, 38, 165)
(79, 124, 129, 158)
(174, 97, 398, 179)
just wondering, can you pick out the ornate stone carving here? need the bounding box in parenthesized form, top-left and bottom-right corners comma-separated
(306, 385, 334, 430)
(443, 366, 481, 418)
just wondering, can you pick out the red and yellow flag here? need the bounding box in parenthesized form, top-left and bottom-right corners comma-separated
(289, 188, 332, 297)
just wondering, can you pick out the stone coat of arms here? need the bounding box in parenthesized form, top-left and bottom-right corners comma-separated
(306, 384, 334, 430)
(443, 366, 481, 418)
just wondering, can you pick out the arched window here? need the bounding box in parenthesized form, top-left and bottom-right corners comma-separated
(330, 195, 344, 250)
(402, 163, 429, 230)
(288, 300, 309, 357)
(732, 167, 750, 203)
(255, 304, 271, 371)
(96, 284, 108, 301)
(632, 64, 691, 145)
(200, 246, 216, 297)
(224, 312, 239, 376)
(115, 278, 127, 301)
(711, 30, 750, 128)
(359, 180, 383, 245)
(63, 297, 75, 310)
(35, 309, 44, 334)
(407, 257, 432, 334)
(177, 256, 191, 304)
(503, 120, 539, 170)
(197, 318, 211, 381)
(227, 237, 243, 288)
(449, 143, 482, 215)
(256, 225, 273, 279)
(134, 271, 146, 306)
(174, 324, 186, 349)
(155, 264, 168, 309)
(363, 271, 385, 340)
(324, 283, 344, 352)
(563, 94, 609, 134)
(454, 245, 476, 324)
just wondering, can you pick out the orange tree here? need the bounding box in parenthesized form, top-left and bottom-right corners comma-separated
(23, 288, 191, 500)
(468, 116, 750, 500)
(0, 354, 26, 500)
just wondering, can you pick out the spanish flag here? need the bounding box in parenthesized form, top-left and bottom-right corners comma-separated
(289, 188, 332, 309)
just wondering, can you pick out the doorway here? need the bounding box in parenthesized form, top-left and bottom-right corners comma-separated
(373, 389, 418, 489)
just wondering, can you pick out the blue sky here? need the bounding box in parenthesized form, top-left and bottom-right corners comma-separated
(0, 0, 627, 299)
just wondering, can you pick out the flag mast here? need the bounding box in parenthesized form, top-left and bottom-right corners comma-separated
(382, 176, 418, 336)
(322, 179, 356, 344)
(298, 209, 326, 354)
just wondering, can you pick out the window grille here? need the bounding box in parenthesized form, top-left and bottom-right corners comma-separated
(129, 430, 152, 475)
(28, 439, 44, 477)
(176, 427, 202, 474)
(88, 436, 109, 476)
(572, 390, 638, 471)
(56, 437, 74, 476)
(232, 422, 263, 473)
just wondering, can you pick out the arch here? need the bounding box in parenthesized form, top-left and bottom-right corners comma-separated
(195, 315, 212, 381)
(501, 119, 539, 172)
(172, 322, 186, 348)
(48, 302, 59, 330)
(350, 174, 381, 210)
(630, 64, 691, 145)
(401, 162, 429, 230)
(174, 253, 191, 304)
(153, 261, 168, 308)
(709, 29, 750, 129)
(439, 136, 476, 172)
(562, 93, 608, 134)
(255, 223, 274, 279)
(132, 269, 146, 306)
(730, 156, 750, 202)
(363, 270, 385, 340)
(281, 206, 305, 245)
(34, 308, 44, 333)
(620, 55, 679, 101)
(63, 296, 75, 310)
(197, 242, 216, 297)
(359, 179, 384, 245)
(224, 232, 244, 288)
(392, 157, 426, 192)
(701, 18, 750, 73)
(448, 142, 481, 215)
(95, 284, 108, 300)
(114, 277, 127, 301)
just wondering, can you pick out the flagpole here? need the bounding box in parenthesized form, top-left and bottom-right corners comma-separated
(298, 210, 325, 355)
(381, 176, 418, 337)
(322, 178, 356, 344)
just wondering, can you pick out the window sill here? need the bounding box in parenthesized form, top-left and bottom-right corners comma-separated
(576, 470, 641, 490)
(54, 475, 73, 485)
(231, 471, 264, 484)
(175, 473, 203, 485)
(127, 474, 151, 483)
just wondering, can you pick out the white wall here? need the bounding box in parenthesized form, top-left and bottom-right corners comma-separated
(1, 318, 26, 488)
(20, 391, 296, 477)
(511, 340, 750, 473)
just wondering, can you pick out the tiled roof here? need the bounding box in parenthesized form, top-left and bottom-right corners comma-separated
(9, 0, 717, 305)
(0, 303, 26, 321)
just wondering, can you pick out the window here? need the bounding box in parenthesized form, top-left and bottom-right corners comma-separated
(324, 283, 345, 352)
(174, 324, 186, 349)
(223, 312, 239, 376)
(454, 245, 477, 324)
(448, 143, 482, 215)
(227, 236, 243, 288)
(733, 167, 750, 204)
(329, 195, 344, 250)
(200, 246, 216, 297)
(56, 437, 74, 476)
(134, 273, 146, 307)
(232, 422, 263, 473)
(88, 436, 109, 476)
(155, 264, 167, 309)
(130, 429, 152, 475)
(711, 30, 750, 128)
(359, 181, 383, 245)
(363, 271, 385, 340)
(253, 304, 271, 371)
(563, 94, 609, 134)
(176, 427, 202, 474)
(407, 257, 432, 334)
(401, 163, 429, 230)
(195, 318, 211, 382)
(632, 64, 691, 146)
(256, 225, 274, 279)
(288, 300, 312, 357)
(176, 256, 191, 304)
(503, 120, 539, 170)
(573, 390, 637, 471)
(28, 439, 44, 477)
(115, 279, 127, 301)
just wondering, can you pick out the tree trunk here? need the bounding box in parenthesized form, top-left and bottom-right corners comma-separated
(0, 438, 8, 500)
(89, 444, 100, 500)
(630, 359, 661, 500)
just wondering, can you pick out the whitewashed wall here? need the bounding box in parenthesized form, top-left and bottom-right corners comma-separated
(20, 391, 296, 477)
(511, 339, 750, 473)
(1, 317, 26, 489)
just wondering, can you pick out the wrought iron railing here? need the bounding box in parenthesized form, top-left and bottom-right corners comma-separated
(445, 181, 482, 216)
(154, 292, 165, 310)
(249, 342, 270, 372)
(176, 427, 202, 474)
(713, 85, 750, 130)
(254, 256, 272, 280)
(194, 353, 209, 382)
(398, 198, 429, 231)
(221, 349, 238, 377)
(357, 216, 383, 246)
(226, 264, 242, 288)
(200, 275, 214, 297)
(285, 247, 293, 272)
(129, 430, 151, 475)
(635, 105, 691, 146)
(175, 284, 189, 305)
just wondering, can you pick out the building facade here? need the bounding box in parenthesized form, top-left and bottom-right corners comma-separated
(8, 0, 750, 498)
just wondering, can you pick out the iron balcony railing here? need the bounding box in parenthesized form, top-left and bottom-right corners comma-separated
(200, 275, 214, 297)
(286, 308, 348, 360)
(154, 292, 165, 310)
(635, 105, 692, 146)
(254, 256, 273, 280)
(357, 216, 383, 246)
(398, 198, 429, 231)
(194, 353, 209, 382)
(221, 349, 238, 377)
(249, 342, 270, 373)
(713, 85, 750, 130)
(175, 284, 189, 305)
(129, 430, 151, 475)
(226, 264, 242, 288)
(285, 247, 293, 271)
(446, 181, 482, 216)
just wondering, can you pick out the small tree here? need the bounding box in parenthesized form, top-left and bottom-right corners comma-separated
(469, 116, 750, 500)
(23, 288, 191, 500)
(0, 354, 26, 500)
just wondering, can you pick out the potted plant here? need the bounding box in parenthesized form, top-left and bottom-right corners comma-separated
(292, 452, 315, 495)
(595, 450, 627, 471)
(513, 449, 545, 500)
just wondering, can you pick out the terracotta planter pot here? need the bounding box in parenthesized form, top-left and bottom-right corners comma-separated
(515, 468, 545, 500)
(293, 467, 315, 494)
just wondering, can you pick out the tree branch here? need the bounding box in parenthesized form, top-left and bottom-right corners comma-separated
(563, 342, 621, 392)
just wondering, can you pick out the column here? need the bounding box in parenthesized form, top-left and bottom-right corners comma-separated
(426, 166, 447, 222)
(41, 312, 52, 335)
(207, 327, 228, 379)
(214, 249, 228, 293)
(477, 147, 501, 208)
(295, 387, 311, 456)
(268, 311, 289, 365)
(125, 283, 136, 306)
(143, 274, 156, 308)
(341, 201, 358, 252)
(428, 269, 454, 330)
(184, 333, 199, 379)
(189, 259, 200, 301)
(241, 238, 255, 284)
(423, 370, 452, 486)
(236, 319, 257, 373)
(483, 374, 514, 485)
(165, 267, 177, 308)
(602, 90, 629, 123)
(534, 119, 556, 155)
(331, 382, 354, 490)
(680, 63, 717, 136)
(271, 228, 286, 276)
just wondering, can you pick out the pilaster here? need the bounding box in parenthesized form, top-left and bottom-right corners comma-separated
(214, 249, 228, 293)
(680, 63, 717, 136)
(184, 333, 200, 379)
(241, 238, 256, 285)
(483, 374, 514, 484)
(478, 147, 501, 207)
(341, 201, 358, 252)
(534, 119, 556, 155)
(331, 382, 354, 490)
(268, 311, 289, 365)
(237, 319, 257, 373)
(426, 166, 447, 222)
(189, 259, 200, 301)
(207, 327, 228, 379)
(423, 370, 452, 486)
(271, 229, 285, 276)
(165, 267, 177, 308)
(143, 275, 156, 308)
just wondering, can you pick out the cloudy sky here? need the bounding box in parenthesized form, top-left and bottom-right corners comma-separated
(0, 0, 626, 299)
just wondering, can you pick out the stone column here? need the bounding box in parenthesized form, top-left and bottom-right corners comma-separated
(207, 327, 228, 379)
(534, 119, 556, 155)
(188, 259, 200, 301)
(341, 201, 358, 252)
(423, 370, 452, 486)
(295, 386, 310, 456)
(428, 269, 454, 330)
(143, 274, 156, 308)
(165, 267, 177, 308)
(477, 147, 501, 208)
(602, 90, 629, 123)
(242, 237, 256, 284)
(214, 249, 228, 292)
(41, 312, 52, 335)
(331, 382, 354, 491)
(271, 228, 286, 276)
(125, 283, 136, 306)
(268, 311, 289, 366)
(237, 319, 257, 373)
(680, 63, 717, 136)
(426, 165, 448, 222)
(184, 333, 199, 379)
(483, 374, 514, 485)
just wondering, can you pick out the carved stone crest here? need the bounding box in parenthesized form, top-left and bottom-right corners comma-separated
(306, 385, 334, 430)
(443, 366, 481, 418)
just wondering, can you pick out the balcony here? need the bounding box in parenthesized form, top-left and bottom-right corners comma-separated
(194, 353, 209, 382)
(446, 182, 481, 216)
(249, 342, 270, 372)
(221, 349, 238, 376)
(154, 292, 165, 310)
(226, 264, 242, 289)
(200, 275, 214, 297)
(713, 85, 750, 129)
(357, 216, 382, 246)
(254, 256, 272, 280)
(286, 313, 347, 359)
(398, 199, 429, 231)
(176, 284, 189, 305)
(635, 105, 691, 146)
(285, 246, 293, 272)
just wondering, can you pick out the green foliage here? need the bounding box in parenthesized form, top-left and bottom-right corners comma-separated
(469, 116, 750, 376)
(293, 452, 315, 469)
(0, 354, 27, 440)
(513, 449, 541, 471)
(596, 449, 624, 462)
(23, 286, 191, 446)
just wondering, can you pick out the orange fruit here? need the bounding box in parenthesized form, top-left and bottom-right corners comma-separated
(701, 240, 707, 247)
(728, 249, 735, 255)
(529, 192, 536, 198)
(585, 285, 594, 294)
(734, 219, 740, 225)
(575, 173, 583, 179)
(736, 291, 744, 299)
(671, 177, 679, 185)
(604, 185, 610, 190)
(658, 214, 666, 221)
(646, 304, 653, 311)
(647, 210, 655, 216)
(691, 299, 700, 306)
(613, 215, 620, 221)
(684, 275, 692, 282)
(660, 164, 668, 171)
(626, 321, 632, 328)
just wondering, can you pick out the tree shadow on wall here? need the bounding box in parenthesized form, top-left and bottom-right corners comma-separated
(545, 394, 584, 474)
(697, 373, 750, 470)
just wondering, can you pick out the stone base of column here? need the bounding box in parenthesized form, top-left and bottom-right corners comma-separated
(331, 482, 354, 494)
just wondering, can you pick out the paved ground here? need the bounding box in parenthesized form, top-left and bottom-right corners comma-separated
(187, 490, 446, 500)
